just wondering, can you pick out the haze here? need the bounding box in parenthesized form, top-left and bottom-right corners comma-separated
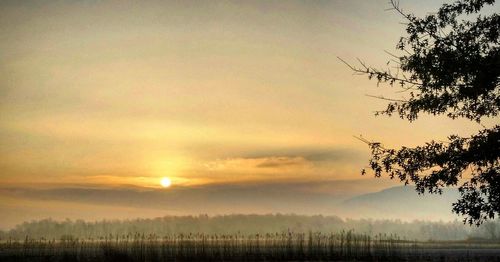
(0, 0, 494, 229)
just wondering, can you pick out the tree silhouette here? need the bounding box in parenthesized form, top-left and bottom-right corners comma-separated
(341, 0, 499, 225)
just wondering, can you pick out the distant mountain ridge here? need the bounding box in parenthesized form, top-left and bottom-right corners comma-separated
(340, 186, 461, 221)
(0, 183, 463, 229)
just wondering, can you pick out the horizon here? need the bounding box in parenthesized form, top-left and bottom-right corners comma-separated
(1, 0, 499, 231)
(0, 182, 462, 230)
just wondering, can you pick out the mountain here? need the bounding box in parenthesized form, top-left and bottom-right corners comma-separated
(0, 182, 462, 229)
(339, 186, 461, 221)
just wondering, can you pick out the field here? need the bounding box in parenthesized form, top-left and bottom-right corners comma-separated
(1, 231, 500, 262)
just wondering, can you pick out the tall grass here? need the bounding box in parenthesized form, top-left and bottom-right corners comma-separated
(1, 231, 499, 261)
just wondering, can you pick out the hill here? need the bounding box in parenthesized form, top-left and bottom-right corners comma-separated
(340, 186, 461, 221)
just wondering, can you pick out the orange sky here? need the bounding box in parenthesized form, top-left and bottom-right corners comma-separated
(0, 0, 497, 228)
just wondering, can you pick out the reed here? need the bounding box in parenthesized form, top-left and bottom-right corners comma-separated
(1, 231, 499, 261)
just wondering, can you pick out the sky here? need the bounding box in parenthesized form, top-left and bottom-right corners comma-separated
(0, 0, 497, 229)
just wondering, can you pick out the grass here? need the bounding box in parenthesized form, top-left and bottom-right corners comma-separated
(1, 231, 499, 261)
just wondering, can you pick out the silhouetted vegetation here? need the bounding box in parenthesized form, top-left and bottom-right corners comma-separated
(1, 230, 500, 261)
(341, 0, 500, 225)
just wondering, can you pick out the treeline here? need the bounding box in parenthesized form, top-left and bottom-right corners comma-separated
(1, 214, 499, 241)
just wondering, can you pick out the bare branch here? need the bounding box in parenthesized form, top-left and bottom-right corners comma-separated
(365, 94, 407, 102)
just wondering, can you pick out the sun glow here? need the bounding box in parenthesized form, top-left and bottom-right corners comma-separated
(160, 177, 172, 188)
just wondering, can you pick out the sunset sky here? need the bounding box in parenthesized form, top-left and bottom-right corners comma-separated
(0, 0, 496, 228)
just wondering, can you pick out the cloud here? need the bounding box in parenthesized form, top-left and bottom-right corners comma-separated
(243, 147, 365, 164)
(2, 179, 462, 229)
(0, 178, 397, 213)
(302, 149, 364, 163)
(191, 147, 368, 184)
(254, 156, 307, 168)
(202, 147, 364, 171)
(203, 156, 310, 172)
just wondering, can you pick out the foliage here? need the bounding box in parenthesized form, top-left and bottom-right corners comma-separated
(341, 0, 499, 225)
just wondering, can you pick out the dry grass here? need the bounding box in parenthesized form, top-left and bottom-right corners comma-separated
(1, 231, 499, 261)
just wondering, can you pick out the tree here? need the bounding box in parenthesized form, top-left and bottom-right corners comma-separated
(341, 0, 499, 225)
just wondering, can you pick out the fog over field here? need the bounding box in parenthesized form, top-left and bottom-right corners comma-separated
(1, 3, 498, 262)
(1, 183, 463, 230)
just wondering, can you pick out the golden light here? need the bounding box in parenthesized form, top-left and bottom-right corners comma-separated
(160, 177, 172, 188)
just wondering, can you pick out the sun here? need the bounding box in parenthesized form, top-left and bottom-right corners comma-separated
(160, 177, 172, 188)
